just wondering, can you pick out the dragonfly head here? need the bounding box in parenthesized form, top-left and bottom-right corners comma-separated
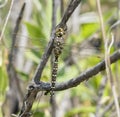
(55, 28, 65, 37)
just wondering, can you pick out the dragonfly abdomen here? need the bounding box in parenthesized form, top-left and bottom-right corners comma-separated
(50, 27, 65, 96)
(51, 58, 58, 96)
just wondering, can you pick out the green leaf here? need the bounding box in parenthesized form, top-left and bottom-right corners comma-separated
(16, 70, 29, 81)
(25, 22, 47, 51)
(25, 22, 45, 39)
(0, 51, 8, 94)
(81, 23, 99, 39)
(32, 111, 45, 117)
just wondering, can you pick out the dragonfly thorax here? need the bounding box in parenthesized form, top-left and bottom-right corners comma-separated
(54, 36, 64, 58)
(53, 27, 65, 58)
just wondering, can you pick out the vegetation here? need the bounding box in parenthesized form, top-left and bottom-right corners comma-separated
(0, 0, 120, 117)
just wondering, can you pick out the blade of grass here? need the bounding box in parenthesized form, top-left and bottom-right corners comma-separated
(96, 0, 120, 116)
(0, 0, 14, 42)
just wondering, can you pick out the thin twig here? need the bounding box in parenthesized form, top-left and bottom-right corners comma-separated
(99, 100, 114, 117)
(33, 38, 54, 83)
(0, 0, 14, 42)
(51, 0, 57, 31)
(7, 2, 26, 99)
(60, 0, 64, 17)
(96, 0, 120, 116)
(60, 0, 81, 27)
(95, 76, 107, 116)
(8, 2, 26, 70)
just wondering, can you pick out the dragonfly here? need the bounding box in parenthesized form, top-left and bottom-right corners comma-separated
(1, 31, 103, 116)
(1, 31, 103, 79)
(50, 27, 66, 98)
(2, 31, 102, 56)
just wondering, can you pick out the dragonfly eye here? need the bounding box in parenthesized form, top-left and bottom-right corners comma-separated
(58, 32, 63, 37)
(55, 28, 65, 37)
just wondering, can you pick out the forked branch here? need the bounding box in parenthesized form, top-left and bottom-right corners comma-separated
(18, 1, 82, 117)
(18, 49, 120, 116)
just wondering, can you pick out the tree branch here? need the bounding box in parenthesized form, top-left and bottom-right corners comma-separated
(8, 2, 26, 70)
(60, 0, 64, 17)
(34, 49, 120, 91)
(55, 50, 120, 91)
(18, 49, 120, 117)
(24, 49, 120, 93)
(18, 1, 82, 116)
(60, 0, 82, 27)
(7, 2, 26, 99)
